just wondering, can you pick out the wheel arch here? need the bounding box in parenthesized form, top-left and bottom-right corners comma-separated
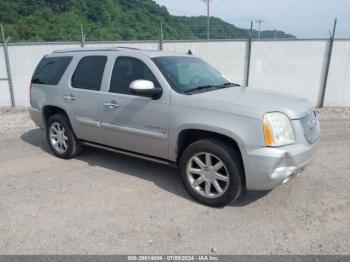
(42, 105, 70, 128)
(176, 128, 246, 188)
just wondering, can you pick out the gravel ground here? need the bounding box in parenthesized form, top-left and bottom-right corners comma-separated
(0, 107, 349, 255)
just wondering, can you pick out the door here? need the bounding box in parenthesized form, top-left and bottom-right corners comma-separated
(63, 55, 109, 145)
(100, 55, 170, 159)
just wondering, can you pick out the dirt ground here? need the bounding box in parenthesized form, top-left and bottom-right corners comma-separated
(0, 107, 349, 255)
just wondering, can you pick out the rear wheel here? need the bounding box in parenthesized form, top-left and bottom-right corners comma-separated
(46, 114, 81, 159)
(179, 139, 243, 207)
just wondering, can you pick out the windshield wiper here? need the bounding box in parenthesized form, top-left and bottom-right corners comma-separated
(184, 82, 240, 94)
(222, 82, 241, 87)
(184, 85, 219, 94)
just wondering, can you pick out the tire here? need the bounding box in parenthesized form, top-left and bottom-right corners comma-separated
(179, 139, 243, 207)
(46, 113, 82, 159)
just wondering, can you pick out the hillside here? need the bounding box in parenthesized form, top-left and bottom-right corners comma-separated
(0, 0, 295, 42)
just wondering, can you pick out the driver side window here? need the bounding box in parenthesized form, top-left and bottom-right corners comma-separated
(109, 56, 160, 95)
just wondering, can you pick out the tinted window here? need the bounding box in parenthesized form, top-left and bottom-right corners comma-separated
(71, 56, 107, 91)
(110, 57, 160, 94)
(32, 56, 72, 85)
(153, 56, 229, 94)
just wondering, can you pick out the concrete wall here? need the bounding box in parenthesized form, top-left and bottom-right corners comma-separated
(324, 40, 350, 106)
(249, 40, 328, 106)
(0, 39, 349, 107)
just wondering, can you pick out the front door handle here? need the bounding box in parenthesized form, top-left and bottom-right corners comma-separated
(63, 94, 76, 102)
(104, 102, 120, 110)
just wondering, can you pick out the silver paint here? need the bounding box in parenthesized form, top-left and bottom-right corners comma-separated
(29, 48, 320, 191)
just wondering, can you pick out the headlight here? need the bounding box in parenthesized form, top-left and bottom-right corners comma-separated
(263, 112, 295, 146)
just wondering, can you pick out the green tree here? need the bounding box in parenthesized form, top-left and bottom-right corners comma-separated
(0, 0, 295, 42)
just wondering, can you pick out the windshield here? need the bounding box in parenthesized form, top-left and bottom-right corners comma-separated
(153, 56, 232, 94)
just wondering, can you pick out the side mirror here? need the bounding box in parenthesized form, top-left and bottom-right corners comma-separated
(129, 80, 162, 99)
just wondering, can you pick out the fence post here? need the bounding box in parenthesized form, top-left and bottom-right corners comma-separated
(1, 24, 15, 107)
(159, 21, 163, 51)
(245, 21, 253, 87)
(80, 23, 86, 48)
(319, 18, 337, 108)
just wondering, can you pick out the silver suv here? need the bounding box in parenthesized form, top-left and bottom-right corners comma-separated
(29, 47, 320, 207)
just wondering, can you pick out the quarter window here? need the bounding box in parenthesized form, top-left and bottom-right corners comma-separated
(109, 57, 160, 95)
(71, 56, 107, 91)
(32, 56, 72, 85)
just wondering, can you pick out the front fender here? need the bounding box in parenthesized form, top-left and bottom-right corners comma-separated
(168, 105, 265, 165)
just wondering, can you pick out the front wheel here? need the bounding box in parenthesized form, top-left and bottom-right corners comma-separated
(179, 139, 243, 207)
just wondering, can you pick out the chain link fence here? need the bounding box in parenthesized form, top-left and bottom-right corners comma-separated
(1, 21, 350, 108)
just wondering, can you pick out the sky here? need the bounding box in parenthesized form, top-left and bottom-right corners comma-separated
(154, 0, 350, 38)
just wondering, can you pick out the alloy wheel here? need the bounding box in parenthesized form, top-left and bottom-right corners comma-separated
(49, 122, 69, 154)
(186, 152, 230, 198)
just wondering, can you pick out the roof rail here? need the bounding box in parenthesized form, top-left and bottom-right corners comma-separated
(53, 46, 141, 54)
(117, 46, 141, 50)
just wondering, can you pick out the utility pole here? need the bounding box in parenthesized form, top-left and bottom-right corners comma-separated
(200, 0, 211, 40)
(255, 19, 265, 38)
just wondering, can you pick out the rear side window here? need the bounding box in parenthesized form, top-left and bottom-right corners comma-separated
(71, 56, 107, 91)
(32, 56, 72, 85)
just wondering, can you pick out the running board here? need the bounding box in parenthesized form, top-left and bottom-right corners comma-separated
(81, 141, 177, 168)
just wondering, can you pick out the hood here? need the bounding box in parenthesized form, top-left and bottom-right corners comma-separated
(194, 87, 312, 119)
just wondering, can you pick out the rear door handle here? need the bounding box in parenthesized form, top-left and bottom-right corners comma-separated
(104, 102, 120, 110)
(63, 94, 76, 102)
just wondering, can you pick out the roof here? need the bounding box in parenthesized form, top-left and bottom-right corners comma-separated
(52, 46, 190, 58)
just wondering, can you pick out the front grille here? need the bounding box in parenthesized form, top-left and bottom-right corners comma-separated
(300, 111, 320, 144)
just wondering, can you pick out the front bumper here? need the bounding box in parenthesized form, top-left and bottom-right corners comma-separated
(244, 140, 319, 190)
